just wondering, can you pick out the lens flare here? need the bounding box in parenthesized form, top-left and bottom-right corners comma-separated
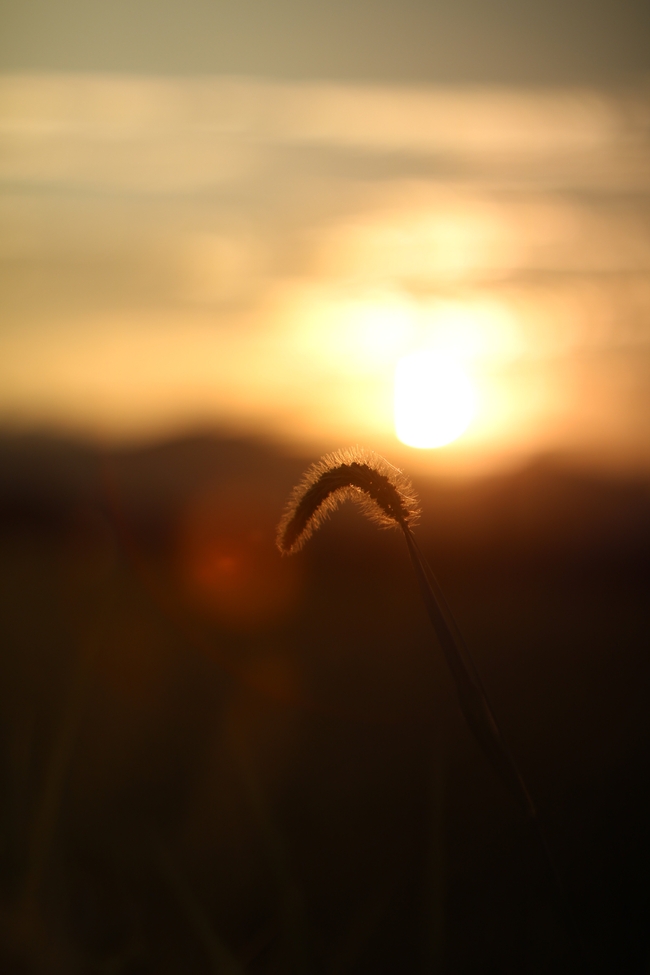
(394, 350, 476, 448)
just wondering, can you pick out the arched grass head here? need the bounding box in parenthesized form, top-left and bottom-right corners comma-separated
(276, 445, 538, 824)
(276, 447, 420, 555)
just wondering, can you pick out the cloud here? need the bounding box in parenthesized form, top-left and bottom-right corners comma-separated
(1, 74, 649, 472)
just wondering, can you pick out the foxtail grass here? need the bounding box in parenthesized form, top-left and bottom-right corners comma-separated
(277, 446, 536, 819)
(277, 447, 597, 962)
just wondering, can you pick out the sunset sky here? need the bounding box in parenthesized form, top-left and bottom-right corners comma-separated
(1, 1, 649, 474)
(2, 0, 649, 83)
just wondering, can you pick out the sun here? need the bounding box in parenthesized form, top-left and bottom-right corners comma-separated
(394, 350, 476, 448)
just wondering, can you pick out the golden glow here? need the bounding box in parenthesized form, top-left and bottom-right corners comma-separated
(1, 76, 648, 473)
(394, 351, 476, 448)
(287, 289, 415, 375)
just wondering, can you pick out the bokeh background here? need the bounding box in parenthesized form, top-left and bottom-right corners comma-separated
(1, 1, 650, 972)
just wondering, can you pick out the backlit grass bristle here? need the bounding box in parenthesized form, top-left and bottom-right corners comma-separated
(276, 445, 539, 825)
(276, 447, 420, 555)
(275, 446, 569, 929)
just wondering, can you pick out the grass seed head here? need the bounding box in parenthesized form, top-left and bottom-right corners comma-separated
(277, 447, 420, 554)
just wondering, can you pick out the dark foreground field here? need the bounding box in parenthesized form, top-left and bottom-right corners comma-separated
(0, 432, 648, 974)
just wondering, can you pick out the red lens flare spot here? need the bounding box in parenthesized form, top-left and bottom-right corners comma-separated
(177, 492, 301, 632)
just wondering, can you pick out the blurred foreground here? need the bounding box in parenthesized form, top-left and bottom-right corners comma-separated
(0, 431, 648, 973)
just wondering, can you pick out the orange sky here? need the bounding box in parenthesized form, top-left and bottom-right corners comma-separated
(1, 75, 649, 475)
